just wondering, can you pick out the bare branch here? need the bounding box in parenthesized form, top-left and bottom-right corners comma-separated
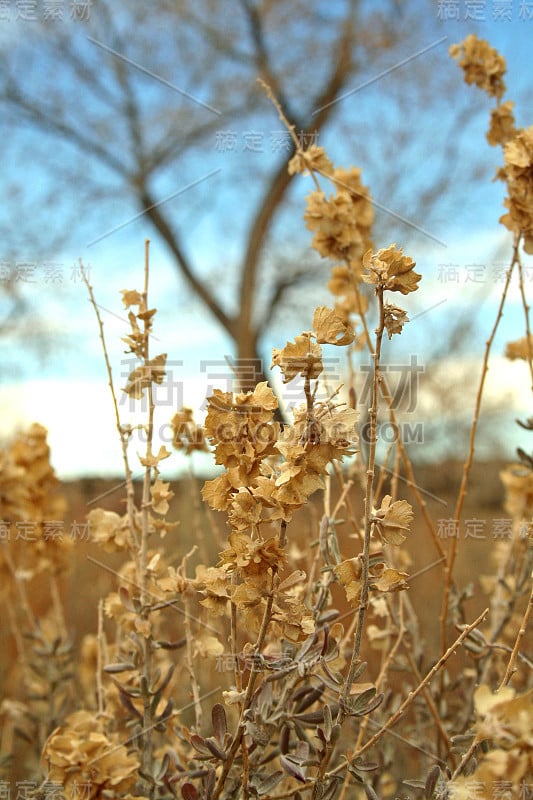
(237, 0, 359, 347)
(139, 187, 236, 339)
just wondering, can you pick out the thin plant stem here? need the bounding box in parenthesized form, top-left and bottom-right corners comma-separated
(49, 574, 67, 641)
(440, 245, 517, 653)
(3, 546, 37, 631)
(403, 648, 454, 760)
(96, 598, 105, 719)
(259, 79, 322, 193)
(311, 287, 386, 800)
(354, 593, 406, 751)
(353, 285, 446, 562)
(498, 579, 533, 690)
(327, 608, 488, 774)
(5, 598, 27, 675)
(211, 568, 279, 800)
(80, 262, 138, 549)
(182, 546, 203, 731)
(139, 238, 156, 784)
(339, 285, 385, 715)
(516, 252, 533, 393)
(451, 737, 479, 781)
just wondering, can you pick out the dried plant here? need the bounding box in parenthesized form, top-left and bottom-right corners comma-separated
(0, 34, 531, 800)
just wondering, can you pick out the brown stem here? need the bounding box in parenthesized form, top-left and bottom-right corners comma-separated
(498, 579, 533, 690)
(353, 285, 446, 562)
(139, 239, 156, 784)
(327, 608, 488, 774)
(211, 568, 279, 800)
(440, 245, 517, 653)
(340, 285, 385, 712)
(80, 262, 137, 548)
(96, 599, 105, 719)
(451, 737, 479, 781)
(311, 287, 386, 800)
(516, 250, 533, 393)
(353, 594, 406, 751)
(403, 648, 454, 760)
(183, 547, 203, 732)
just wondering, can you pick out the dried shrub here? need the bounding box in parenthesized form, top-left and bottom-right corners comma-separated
(0, 34, 531, 800)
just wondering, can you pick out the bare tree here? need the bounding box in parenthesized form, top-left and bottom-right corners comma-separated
(0, 0, 487, 393)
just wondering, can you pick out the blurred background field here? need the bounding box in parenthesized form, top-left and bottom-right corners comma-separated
(0, 456, 511, 695)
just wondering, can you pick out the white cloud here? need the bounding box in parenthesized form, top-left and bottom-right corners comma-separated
(0, 376, 213, 479)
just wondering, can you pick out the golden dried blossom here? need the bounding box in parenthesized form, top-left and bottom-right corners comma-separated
(487, 100, 516, 147)
(228, 487, 263, 531)
(273, 467, 325, 509)
(87, 508, 132, 552)
(448, 685, 533, 799)
(231, 583, 265, 630)
(304, 167, 373, 266)
(505, 334, 533, 361)
(500, 126, 533, 253)
(203, 355, 358, 542)
(334, 558, 362, 605)
(370, 566, 409, 593)
(271, 333, 323, 383)
(0, 424, 70, 578)
(219, 532, 287, 580)
(473, 685, 533, 749)
(335, 557, 408, 606)
(327, 263, 368, 321)
(500, 464, 533, 519)
(449, 35, 506, 100)
(272, 591, 315, 642)
(327, 264, 354, 296)
(202, 382, 279, 490)
(288, 145, 334, 176)
(104, 591, 137, 632)
(122, 311, 145, 357)
(319, 407, 359, 452)
(312, 305, 355, 346)
(383, 303, 409, 338)
(1, 423, 65, 520)
(150, 479, 174, 515)
(450, 749, 532, 800)
(363, 245, 421, 295)
(202, 472, 234, 511)
(192, 632, 225, 658)
(123, 353, 167, 399)
(195, 564, 231, 616)
(171, 407, 207, 453)
(121, 289, 143, 308)
(372, 495, 413, 545)
(138, 445, 171, 467)
(42, 710, 140, 800)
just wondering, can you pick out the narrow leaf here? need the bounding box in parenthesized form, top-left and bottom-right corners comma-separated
(212, 703, 227, 745)
(103, 662, 136, 674)
(182, 783, 199, 800)
(257, 771, 284, 796)
(280, 755, 306, 783)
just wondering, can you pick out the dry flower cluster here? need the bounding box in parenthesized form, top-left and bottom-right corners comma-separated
(0, 34, 531, 800)
(450, 33, 533, 252)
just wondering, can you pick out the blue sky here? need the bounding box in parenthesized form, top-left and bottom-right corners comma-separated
(1, 0, 532, 477)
